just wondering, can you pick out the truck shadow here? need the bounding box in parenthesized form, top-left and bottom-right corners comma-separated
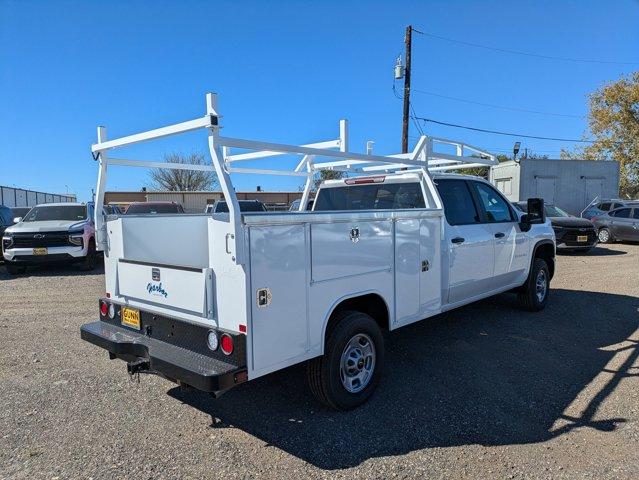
(169, 288, 639, 470)
(559, 246, 627, 256)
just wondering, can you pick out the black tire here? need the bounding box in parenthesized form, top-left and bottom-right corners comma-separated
(598, 228, 611, 244)
(79, 239, 96, 271)
(307, 310, 384, 411)
(6, 263, 26, 275)
(517, 258, 550, 312)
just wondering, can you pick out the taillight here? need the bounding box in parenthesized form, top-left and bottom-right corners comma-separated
(99, 301, 108, 316)
(220, 334, 234, 355)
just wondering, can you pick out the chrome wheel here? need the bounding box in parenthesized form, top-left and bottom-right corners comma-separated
(598, 229, 610, 243)
(340, 333, 376, 393)
(535, 269, 547, 303)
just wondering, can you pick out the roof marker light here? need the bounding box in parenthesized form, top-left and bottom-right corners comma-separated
(345, 176, 386, 185)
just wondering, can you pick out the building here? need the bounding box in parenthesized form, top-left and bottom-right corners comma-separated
(104, 190, 306, 213)
(489, 159, 620, 215)
(0, 185, 76, 207)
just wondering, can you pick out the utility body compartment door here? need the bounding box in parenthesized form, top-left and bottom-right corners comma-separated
(249, 224, 309, 375)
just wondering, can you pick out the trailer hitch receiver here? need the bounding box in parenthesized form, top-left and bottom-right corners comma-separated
(127, 358, 151, 375)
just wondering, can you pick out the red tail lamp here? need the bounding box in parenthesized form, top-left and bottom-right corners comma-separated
(220, 334, 234, 355)
(99, 301, 108, 316)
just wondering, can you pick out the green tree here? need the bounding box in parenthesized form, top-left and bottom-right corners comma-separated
(561, 72, 639, 198)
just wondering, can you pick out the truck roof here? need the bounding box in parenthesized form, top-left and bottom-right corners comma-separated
(319, 171, 488, 188)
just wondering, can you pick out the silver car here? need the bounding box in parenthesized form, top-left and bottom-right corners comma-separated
(592, 206, 639, 243)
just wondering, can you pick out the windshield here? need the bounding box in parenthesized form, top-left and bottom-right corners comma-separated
(545, 205, 570, 217)
(126, 203, 181, 214)
(22, 205, 87, 222)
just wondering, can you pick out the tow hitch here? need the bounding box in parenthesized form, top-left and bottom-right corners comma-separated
(127, 358, 151, 376)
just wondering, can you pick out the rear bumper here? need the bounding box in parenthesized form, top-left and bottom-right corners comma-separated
(81, 321, 247, 392)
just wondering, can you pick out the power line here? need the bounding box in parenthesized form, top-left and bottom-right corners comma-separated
(412, 89, 583, 118)
(419, 31, 639, 66)
(414, 116, 594, 143)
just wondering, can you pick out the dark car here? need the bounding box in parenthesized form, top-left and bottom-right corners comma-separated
(205, 199, 267, 213)
(515, 202, 597, 252)
(591, 206, 639, 244)
(125, 201, 184, 214)
(0, 205, 15, 259)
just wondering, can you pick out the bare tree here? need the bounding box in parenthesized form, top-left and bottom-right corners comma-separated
(149, 153, 219, 191)
(313, 169, 345, 190)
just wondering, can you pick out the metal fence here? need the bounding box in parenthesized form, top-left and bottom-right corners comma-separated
(0, 185, 76, 208)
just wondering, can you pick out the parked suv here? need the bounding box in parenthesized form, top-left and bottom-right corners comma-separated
(592, 206, 639, 243)
(581, 199, 639, 220)
(515, 202, 597, 252)
(2, 202, 97, 274)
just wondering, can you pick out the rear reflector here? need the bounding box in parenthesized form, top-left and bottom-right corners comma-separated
(345, 175, 386, 185)
(239, 324, 247, 334)
(221, 334, 234, 355)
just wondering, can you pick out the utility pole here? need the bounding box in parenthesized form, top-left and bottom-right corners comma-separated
(401, 25, 413, 153)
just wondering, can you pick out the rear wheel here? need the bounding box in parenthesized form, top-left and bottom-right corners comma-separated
(518, 258, 550, 311)
(307, 310, 384, 410)
(598, 228, 611, 244)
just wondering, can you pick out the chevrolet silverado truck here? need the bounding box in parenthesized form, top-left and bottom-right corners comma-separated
(3, 202, 98, 274)
(80, 94, 555, 410)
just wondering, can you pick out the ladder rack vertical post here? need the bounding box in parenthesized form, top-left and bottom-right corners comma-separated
(94, 126, 108, 252)
(205, 92, 244, 265)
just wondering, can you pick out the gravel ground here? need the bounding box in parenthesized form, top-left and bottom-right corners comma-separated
(1, 244, 638, 479)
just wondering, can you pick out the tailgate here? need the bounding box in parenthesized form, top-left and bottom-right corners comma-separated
(117, 259, 212, 315)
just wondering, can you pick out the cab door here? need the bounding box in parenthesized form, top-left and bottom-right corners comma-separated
(469, 181, 528, 289)
(435, 178, 495, 304)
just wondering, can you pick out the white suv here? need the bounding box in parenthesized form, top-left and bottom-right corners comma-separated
(2, 202, 98, 274)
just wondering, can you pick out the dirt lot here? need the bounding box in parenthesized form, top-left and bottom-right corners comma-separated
(0, 244, 638, 479)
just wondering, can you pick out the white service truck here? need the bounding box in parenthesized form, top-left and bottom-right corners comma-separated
(81, 94, 555, 410)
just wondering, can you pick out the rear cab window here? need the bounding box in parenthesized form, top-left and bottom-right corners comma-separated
(314, 182, 425, 211)
(434, 179, 480, 226)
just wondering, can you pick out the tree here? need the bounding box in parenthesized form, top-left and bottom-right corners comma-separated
(313, 169, 345, 189)
(149, 153, 219, 191)
(562, 72, 639, 198)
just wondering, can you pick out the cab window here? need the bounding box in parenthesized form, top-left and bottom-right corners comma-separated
(471, 182, 514, 223)
(599, 202, 611, 211)
(434, 179, 480, 225)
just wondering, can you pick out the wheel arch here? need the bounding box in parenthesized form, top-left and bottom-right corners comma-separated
(532, 240, 555, 280)
(320, 291, 390, 353)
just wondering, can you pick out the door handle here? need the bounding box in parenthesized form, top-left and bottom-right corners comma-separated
(451, 237, 465, 244)
(494, 232, 505, 238)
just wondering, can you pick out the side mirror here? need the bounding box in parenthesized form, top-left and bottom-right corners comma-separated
(13, 217, 22, 224)
(519, 198, 545, 231)
(527, 198, 546, 224)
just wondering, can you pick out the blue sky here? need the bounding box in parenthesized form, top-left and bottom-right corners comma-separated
(1, 0, 638, 201)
